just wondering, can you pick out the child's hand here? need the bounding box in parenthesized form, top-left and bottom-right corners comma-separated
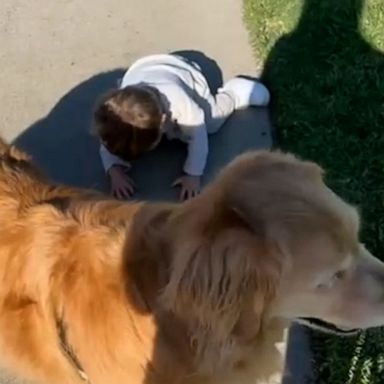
(172, 175, 201, 201)
(108, 165, 136, 199)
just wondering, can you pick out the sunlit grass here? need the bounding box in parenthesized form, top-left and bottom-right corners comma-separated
(244, 0, 384, 382)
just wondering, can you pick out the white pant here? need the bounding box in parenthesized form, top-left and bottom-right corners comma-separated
(184, 57, 236, 134)
(205, 91, 236, 134)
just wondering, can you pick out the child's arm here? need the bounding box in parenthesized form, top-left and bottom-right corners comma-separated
(183, 123, 209, 177)
(99, 144, 131, 172)
(174, 105, 208, 200)
(99, 144, 135, 199)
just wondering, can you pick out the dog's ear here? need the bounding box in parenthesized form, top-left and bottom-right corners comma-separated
(161, 206, 282, 341)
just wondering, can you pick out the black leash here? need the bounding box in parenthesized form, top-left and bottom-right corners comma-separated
(55, 317, 90, 382)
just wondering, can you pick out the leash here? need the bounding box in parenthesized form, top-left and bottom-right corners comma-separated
(55, 317, 90, 383)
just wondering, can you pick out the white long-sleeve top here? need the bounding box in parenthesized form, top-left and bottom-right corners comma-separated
(100, 54, 213, 176)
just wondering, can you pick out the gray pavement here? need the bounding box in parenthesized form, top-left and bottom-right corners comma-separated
(0, 0, 311, 382)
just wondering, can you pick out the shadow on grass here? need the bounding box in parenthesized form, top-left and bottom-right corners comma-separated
(258, 0, 384, 383)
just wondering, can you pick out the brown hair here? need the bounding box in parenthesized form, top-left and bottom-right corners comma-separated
(93, 85, 163, 161)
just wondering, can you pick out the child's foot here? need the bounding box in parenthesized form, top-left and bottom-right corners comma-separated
(220, 77, 270, 109)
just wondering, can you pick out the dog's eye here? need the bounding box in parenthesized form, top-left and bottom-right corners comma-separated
(317, 270, 346, 290)
(333, 270, 346, 280)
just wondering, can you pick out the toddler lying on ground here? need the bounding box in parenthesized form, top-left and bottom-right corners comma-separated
(94, 53, 270, 200)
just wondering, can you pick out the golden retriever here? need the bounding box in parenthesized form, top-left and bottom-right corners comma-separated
(0, 138, 383, 384)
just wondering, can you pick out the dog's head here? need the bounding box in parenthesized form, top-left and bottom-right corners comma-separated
(156, 151, 384, 340)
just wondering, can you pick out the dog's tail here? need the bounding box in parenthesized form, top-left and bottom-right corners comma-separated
(0, 137, 46, 183)
(0, 137, 31, 162)
(0, 136, 49, 210)
(0, 137, 9, 154)
(0, 137, 104, 215)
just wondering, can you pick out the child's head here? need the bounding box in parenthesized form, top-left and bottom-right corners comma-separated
(93, 85, 164, 161)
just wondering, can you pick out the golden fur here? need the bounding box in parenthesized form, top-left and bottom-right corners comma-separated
(0, 138, 383, 384)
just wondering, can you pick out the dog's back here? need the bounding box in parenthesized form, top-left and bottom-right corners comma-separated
(0, 140, 87, 383)
(0, 139, 146, 384)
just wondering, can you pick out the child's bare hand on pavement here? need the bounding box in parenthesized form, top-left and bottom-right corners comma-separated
(108, 165, 136, 199)
(172, 174, 201, 201)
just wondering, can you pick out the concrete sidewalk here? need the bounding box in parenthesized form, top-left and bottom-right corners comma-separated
(0, 0, 258, 142)
(0, 0, 310, 383)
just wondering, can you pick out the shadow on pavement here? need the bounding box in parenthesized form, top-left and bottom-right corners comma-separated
(14, 51, 272, 201)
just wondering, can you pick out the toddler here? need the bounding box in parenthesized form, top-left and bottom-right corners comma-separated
(94, 54, 270, 200)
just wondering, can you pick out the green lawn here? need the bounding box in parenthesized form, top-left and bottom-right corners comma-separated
(243, 0, 384, 383)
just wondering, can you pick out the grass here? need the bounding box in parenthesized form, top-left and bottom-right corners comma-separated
(243, 0, 384, 383)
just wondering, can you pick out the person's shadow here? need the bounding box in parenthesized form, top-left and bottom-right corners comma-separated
(14, 69, 126, 191)
(261, 0, 384, 383)
(262, 0, 384, 162)
(14, 50, 271, 200)
(13, 51, 226, 197)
